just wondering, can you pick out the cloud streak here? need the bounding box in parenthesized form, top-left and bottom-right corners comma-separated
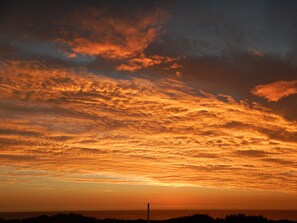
(115, 54, 178, 72)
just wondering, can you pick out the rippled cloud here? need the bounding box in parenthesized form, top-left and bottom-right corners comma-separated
(0, 60, 296, 193)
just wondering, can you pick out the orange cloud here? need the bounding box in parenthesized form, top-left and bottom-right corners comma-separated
(0, 60, 297, 193)
(251, 80, 297, 102)
(55, 8, 181, 73)
(116, 54, 178, 72)
(170, 63, 183, 69)
(57, 8, 165, 60)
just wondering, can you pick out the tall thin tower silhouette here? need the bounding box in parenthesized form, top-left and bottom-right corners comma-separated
(147, 203, 150, 223)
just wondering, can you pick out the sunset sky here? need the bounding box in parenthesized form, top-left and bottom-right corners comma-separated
(0, 0, 297, 212)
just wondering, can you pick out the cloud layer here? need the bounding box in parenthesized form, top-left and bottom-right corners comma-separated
(0, 60, 296, 193)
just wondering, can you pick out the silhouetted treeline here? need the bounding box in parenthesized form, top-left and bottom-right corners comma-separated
(0, 213, 296, 223)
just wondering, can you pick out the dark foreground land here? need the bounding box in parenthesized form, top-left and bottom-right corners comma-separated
(0, 213, 296, 223)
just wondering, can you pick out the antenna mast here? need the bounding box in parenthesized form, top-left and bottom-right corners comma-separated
(147, 203, 150, 223)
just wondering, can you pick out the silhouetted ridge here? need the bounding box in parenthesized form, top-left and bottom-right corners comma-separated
(163, 214, 215, 223)
(0, 213, 296, 223)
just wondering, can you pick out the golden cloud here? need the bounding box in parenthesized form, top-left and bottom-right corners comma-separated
(0, 60, 297, 192)
(251, 80, 297, 102)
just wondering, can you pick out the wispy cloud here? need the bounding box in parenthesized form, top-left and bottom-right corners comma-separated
(57, 8, 165, 59)
(251, 80, 297, 102)
(115, 54, 178, 72)
(54, 8, 181, 73)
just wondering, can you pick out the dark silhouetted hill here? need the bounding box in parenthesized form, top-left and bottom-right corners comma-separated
(0, 213, 296, 223)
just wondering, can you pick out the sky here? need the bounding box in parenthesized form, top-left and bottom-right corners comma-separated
(0, 0, 297, 212)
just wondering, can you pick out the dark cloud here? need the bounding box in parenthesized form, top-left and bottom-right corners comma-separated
(0, 100, 99, 121)
(181, 164, 241, 172)
(260, 127, 297, 143)
(0, 129, 41, 137)
(0, 44, 17, 59)
(166, 0, 297, 57)
(234, 150, 273, 158)
(170, 54, 297, 120)
(0, 154, 37, 161)
(179, 54, 296, 94)
(262, 158, 297, 167)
